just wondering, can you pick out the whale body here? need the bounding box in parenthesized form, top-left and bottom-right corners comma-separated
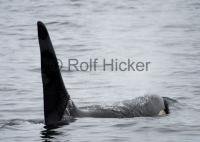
(37, 21, 170, 127)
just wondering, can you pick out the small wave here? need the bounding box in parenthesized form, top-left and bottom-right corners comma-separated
(0, 119, 43, 129)
(112, 121, 137, 128)
(46, 21, 60, 25)
(28, 67, 40, 72)
(0, 87, 18, 92)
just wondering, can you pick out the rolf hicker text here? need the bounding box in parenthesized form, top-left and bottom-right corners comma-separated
(65, 58, 151, 72)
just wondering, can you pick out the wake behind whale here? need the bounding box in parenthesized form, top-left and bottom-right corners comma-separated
(37, 21, 172, 127)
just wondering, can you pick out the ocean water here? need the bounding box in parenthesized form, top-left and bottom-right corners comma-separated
(0, 0, 200, 141)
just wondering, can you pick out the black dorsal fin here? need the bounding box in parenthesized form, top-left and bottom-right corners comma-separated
(37, 21, 70, 126)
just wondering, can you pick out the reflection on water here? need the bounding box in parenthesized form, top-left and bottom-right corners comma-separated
(41, 127, 63, 142)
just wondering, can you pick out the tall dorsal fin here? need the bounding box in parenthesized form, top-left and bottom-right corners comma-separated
(37, 21, 70, 126)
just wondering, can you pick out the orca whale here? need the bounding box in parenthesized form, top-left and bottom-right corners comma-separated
(37, 21, 170, 127)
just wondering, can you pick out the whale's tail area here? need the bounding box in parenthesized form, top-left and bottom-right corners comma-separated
(37, 21, 70, 126)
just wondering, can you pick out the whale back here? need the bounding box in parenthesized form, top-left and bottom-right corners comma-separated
(79, 95, 167, 118)
(37, 21, 70, 126)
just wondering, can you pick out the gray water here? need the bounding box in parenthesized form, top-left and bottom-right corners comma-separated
(0, 0, 200, 141)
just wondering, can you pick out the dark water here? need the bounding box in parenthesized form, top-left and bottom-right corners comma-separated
(1, 0, 200, 141)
